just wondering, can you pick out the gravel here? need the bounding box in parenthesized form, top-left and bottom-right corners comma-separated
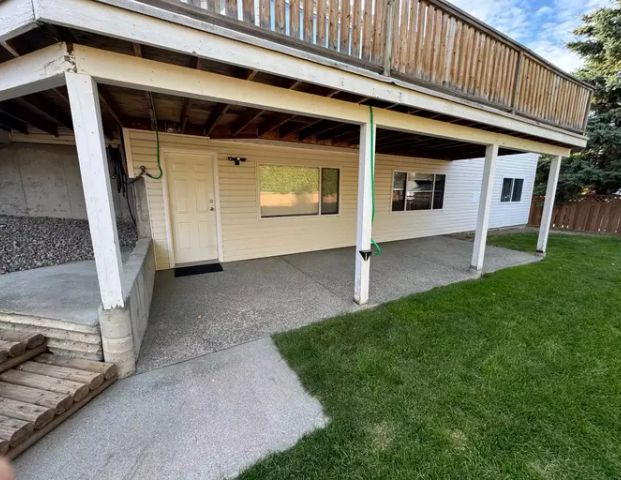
(0, 215, 137, 274)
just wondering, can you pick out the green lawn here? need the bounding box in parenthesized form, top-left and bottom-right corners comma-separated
(239, 233, 621, 480)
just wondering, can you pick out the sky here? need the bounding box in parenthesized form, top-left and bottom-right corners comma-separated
(448, 0, 612, 73)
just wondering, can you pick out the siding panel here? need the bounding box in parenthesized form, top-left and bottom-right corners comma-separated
(125, 130, 537, 270)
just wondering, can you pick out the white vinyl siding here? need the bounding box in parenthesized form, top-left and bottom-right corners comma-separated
(124, 130, 537, 270)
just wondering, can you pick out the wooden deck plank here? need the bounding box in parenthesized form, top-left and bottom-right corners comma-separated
(0, 346, 46, 374)
(0, 369, 90, 403)
(0, 415, 34, 446)
(8, 377, 117, 459)
(0, 382, 73, 415)
(35, 354, 118, 381)
(17, 362, 104, 390)
(0, 397, 54, 429)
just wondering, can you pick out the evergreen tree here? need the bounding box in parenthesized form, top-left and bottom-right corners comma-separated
(536, 1, 621, 200)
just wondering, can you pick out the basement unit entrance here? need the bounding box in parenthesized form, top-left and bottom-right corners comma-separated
(166, 151, 219, 265)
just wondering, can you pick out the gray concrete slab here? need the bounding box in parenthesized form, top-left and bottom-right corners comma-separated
(0, 260, 101, 326)
(138, 236, 539, 372)
(13, 338, 327, 480)
(0, 249, 132, 327)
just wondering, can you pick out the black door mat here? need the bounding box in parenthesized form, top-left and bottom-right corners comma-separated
(174, 263, 223, 277)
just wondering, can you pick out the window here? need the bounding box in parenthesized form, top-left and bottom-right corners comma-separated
(259, 165, 339, 218)
(501, 178, 524, 203)
(321, 168, 339, 215)
(391, 171, 446, 211)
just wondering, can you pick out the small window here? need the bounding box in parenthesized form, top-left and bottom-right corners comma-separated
(259, 165, 339, 218)
(391, 172, 446, 211)
(321, 168, 339, 215)
(501, 178, 524, 203)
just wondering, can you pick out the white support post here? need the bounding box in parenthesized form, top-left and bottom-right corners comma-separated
(470, 144, 499, 272)
(66, 72, 125, 309)
(354, 122, 375, 305)
(537, 156, 562, 255)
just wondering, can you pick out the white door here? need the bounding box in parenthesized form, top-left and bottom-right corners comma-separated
(167, 152, 218, 265)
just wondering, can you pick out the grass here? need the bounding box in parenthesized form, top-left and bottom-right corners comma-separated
(238, 233, 621, 480)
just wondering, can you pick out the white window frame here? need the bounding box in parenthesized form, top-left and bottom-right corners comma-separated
(257, 163, 341, 219)
(500, 177, 524, 203)
(390, 170, 446, 213)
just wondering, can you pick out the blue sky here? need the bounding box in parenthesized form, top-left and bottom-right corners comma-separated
(448, 0, 612, 72)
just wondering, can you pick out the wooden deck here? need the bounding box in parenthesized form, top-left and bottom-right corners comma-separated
(159, 0, 592, 133)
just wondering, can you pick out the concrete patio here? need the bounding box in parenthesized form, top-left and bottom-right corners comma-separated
(137, 235, 539, 371)
(10, 234, 540, 479)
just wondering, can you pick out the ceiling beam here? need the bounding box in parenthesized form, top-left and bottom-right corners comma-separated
(0, 111, 27, 134)
(179, 57, 203, 133)
(0, 100, 58, 136)
(204, 68, 258, 136)
(21, 93, 73, 129)
(230, 108, 264, 137)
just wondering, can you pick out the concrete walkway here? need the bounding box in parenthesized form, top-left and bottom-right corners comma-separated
(14, 338, 327, 480)
(138, 236, 539, 371)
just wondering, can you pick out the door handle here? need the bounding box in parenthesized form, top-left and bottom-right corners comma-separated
(210, 207, 215, 211)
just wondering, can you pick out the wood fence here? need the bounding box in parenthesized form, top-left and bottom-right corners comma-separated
(167, 0, 593, 132)
(528, 195, 621, 235)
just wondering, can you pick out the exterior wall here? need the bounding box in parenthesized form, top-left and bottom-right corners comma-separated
(124, 130, 537, 270)
(0, 142, 131, 221)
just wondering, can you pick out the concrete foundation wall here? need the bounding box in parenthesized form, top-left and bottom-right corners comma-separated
(99, 239, 155, 377)
(0, 142, 131, 221)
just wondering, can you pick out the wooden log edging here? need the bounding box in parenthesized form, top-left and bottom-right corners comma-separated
(0, 349, 119, 459)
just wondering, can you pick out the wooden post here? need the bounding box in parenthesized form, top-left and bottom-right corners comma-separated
(537, 155, 562, 255)
(65, 72, 125, 309)
(470, 144, 498, 272)
(354, 121, 375, 305)
(382, 0, 395, 75)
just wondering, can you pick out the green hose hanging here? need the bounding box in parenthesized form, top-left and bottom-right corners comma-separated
(146, 129, 164, 180)
(368, 106, 381, 257)
(139, 92, 163, 180)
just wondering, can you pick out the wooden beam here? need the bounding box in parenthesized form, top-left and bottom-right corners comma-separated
(38, 0, 588, 147)
(20, 93, 72, 129)
(354, 122, 375, 305)
(0, 112, 27, 134)
(65, 72, 124, 309)
(0, 0, 36, 43)
(97, 87, 125, 128)
(0, 100, 58, 136)
(179, 58, 203, 133)
(316, 123, 359, 142)
(230, 108, 264, 137)
(71, 44, 573, 156)
(203, 68, 257, 136)
(536, 156, 562, 254)
(299, 120, 344, 140)
(471, 144, 498, 271)
(0, 43, 70, 102)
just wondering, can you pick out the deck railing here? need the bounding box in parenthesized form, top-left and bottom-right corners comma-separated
(170, 0, 592, 133)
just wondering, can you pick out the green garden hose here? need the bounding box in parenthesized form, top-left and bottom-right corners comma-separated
(147, 127, 164, 180)
(369, 106, 381, 256)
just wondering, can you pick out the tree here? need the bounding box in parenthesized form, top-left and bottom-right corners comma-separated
(536, 1, 621, 200)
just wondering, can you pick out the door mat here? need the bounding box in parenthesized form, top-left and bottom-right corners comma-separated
(174, 263, 223, 277)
